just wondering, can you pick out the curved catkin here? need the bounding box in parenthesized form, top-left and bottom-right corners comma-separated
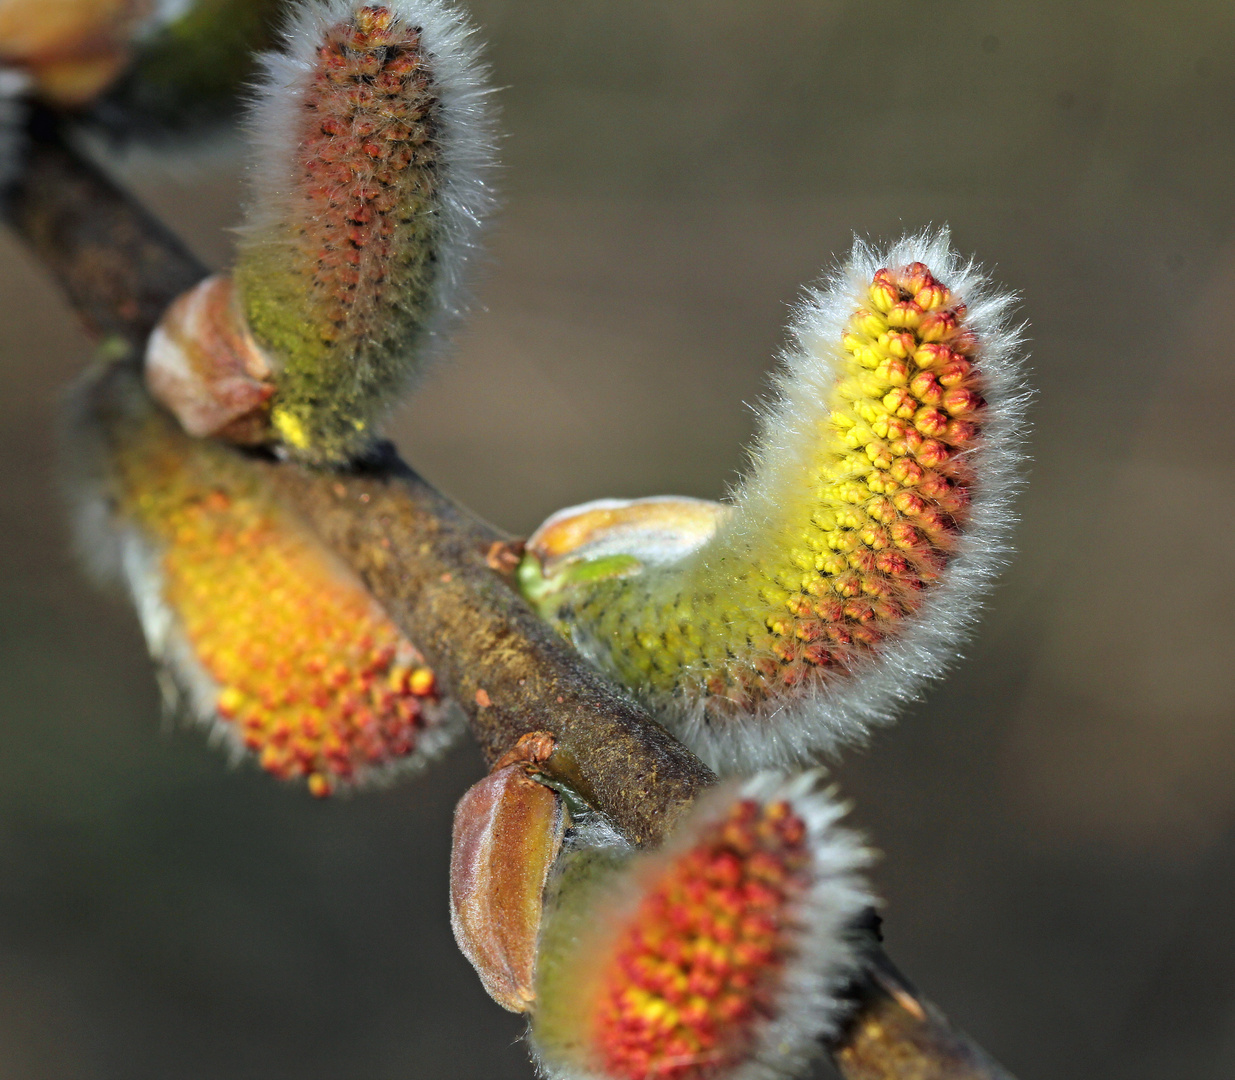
(235, 0, 495, 462)
(524, 231, 1029, 773)
(65, 365, 460, 795)
(531, 772, 873, 1080)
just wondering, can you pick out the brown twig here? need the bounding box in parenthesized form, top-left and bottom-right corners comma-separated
(832, 949, 1017, 1080)
(1, 110, 1018, 1080)
(259, 451, 714, 848)
(4, 106, 204, 351)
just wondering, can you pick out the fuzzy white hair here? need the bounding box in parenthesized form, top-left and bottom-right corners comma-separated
(530, 770, 875, 1080)
(241, 0, 497, 370)
(659, 228, 1030, 774)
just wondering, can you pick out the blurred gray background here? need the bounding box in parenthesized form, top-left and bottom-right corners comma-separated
(3, 0, 1235, 1076)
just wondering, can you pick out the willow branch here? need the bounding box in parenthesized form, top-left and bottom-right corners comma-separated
(259, 451, 714, 847)
(4, 107, 204, 351)
(1, 111, 1017, 1080)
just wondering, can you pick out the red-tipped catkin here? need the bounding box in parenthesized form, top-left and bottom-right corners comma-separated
(522, 230, 1028, 773)
(229, 0, 495, 462)
(531, 772, 873, 1080)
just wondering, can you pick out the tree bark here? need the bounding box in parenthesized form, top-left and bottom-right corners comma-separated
(260, 450, 714, 848)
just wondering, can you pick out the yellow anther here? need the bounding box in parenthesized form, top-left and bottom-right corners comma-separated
(868, 280, 898, 312)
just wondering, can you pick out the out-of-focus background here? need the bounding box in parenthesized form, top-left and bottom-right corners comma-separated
(2, 1, 1235, 1077)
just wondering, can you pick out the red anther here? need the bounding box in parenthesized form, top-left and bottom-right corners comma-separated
(886, 300, 924, 330)
(891, 521, 924, 549)
(833, 570, 862, 597)
(890, 457, 924, 485)
(915, 475, 950, 504)
(385, 49, 421, 77)
(354, 51, 383, 77)
(916, 439, 950, 467)
(866, 469, 897, 493)
(883, 388, 918, 418)
(892, 428, 924, 456)
(941, 485, 971, 513)
(946, 419, 979, 444)
(813, 596, 844, 622)
(803, 643, 834, 666)
(843, 599, 875, 622)
(318, 46, 348, 72)
(869, 278, 898, 312)
(912, 342, 949, 368)
(849, 622, 881, 645)
(938, 356, 972, 386)
(847, 547, 877, 574)
(865, 439, 893, 468)
(346, 82, 376, 108)
(912, 407, 948, 436)
(875, 357, 910, 386)
(373, 71, 406, 94)
(872, 267, 901, 294)
(865, 496, 896, 523)
(875, 550, 910, 575)
(884, 331, 917, 359)
(917, 507, 952, 533)
(943, 387, 982, 416)
(826, 625, 853, 645)
(914, 282, 949, 310)
(903, 262, 933, 294)
(910, 370, 943, 405)
(785, 595, 812, 618)
(918, 308, 959, 343)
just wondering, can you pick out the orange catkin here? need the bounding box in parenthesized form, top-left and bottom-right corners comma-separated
(77, 369, 452, 795)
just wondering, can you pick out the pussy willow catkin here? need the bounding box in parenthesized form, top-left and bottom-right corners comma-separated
(524, 231, 1027, 772)
(531, 772, 871, 1080)
(232, 0, 494, 461)
(67, 366, 458, 794)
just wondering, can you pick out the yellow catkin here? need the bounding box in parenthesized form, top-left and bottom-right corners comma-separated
(544, 261, 985, 716)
